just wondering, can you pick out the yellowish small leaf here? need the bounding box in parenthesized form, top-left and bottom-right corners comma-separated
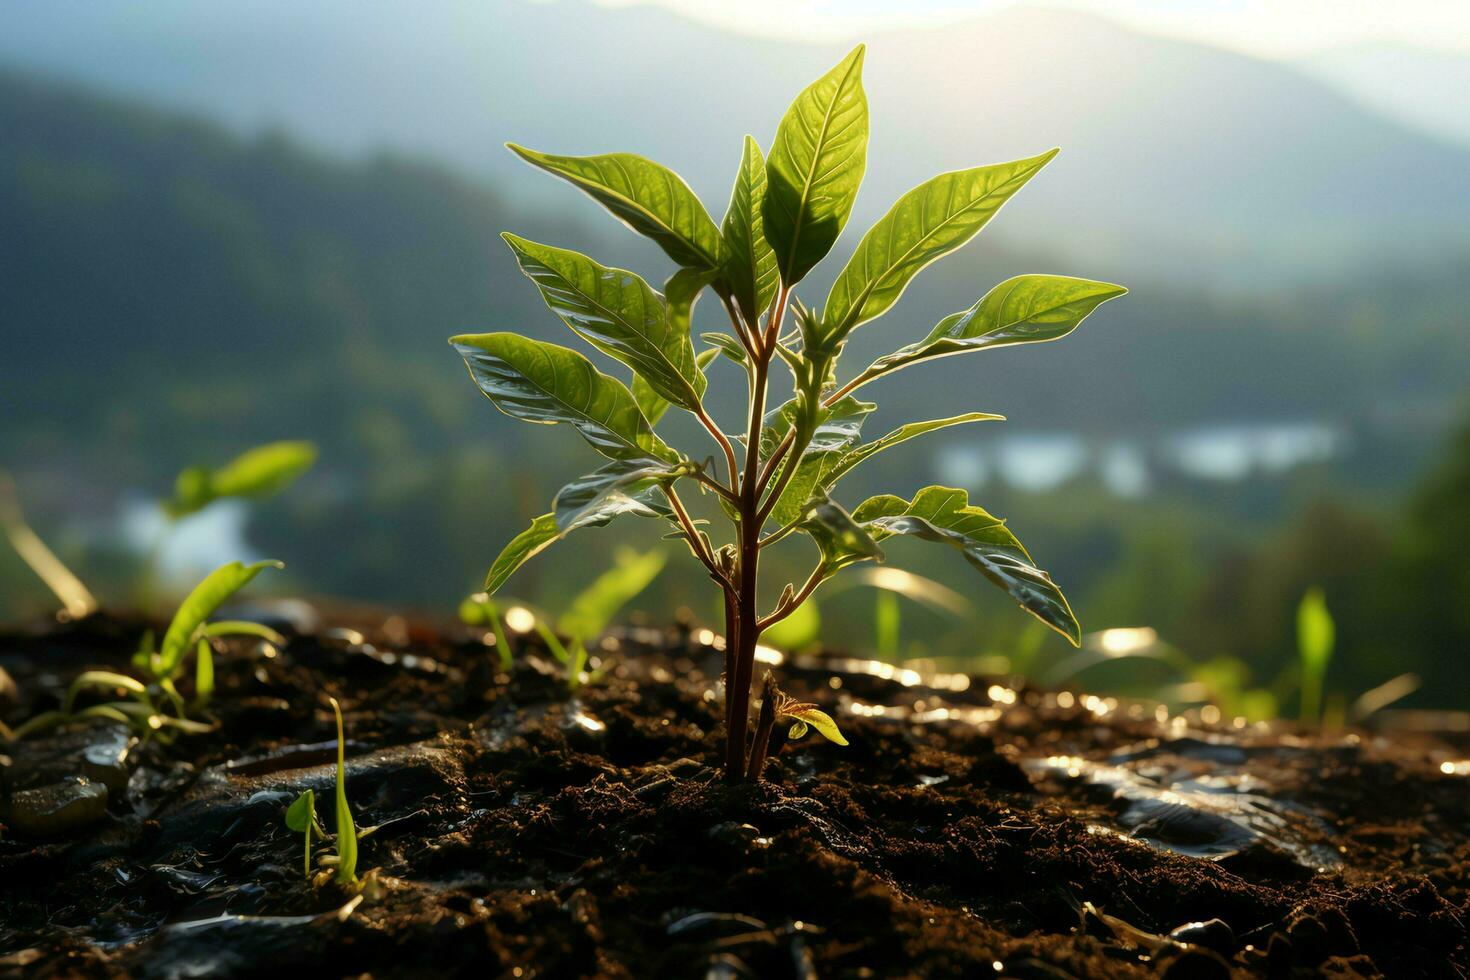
(782, 705, 848, 746)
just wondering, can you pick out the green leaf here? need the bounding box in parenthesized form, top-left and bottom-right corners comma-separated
(159, 560, 283, 677)
(765, 45, 868, 286)
(825, 413, 1003, 486)
(759, 397, 876, 526)
(506, 144, 725, 270)
(557, 548, 666, 642)
(636, 348, 719, 425)
(721, 135, 779, 324)
(166, 441, 317, 518)
(553, 458, 691, 531)
(451, 333, 673, 464)
(813, 151, 1059, 354)
(781, 704, 848, 746)
(800, 490, 884, 576)
(485, 488, 674, 595)
(855, 274, 1127, 386)
(701, 332, 749, 367)
(285, 788, 316, 834)
(1297, 587, 1335, 668)
(64, 670, 148, 714)
(502, 235, 706, 411)
(856, 487, 1079, 645)
(330, 697, 357, 885)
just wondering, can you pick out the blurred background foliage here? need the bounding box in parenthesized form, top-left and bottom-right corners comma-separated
(2, 1, 1469, 714)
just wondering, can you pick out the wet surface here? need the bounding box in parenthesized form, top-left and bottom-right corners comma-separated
(1, 611, 1467, 977)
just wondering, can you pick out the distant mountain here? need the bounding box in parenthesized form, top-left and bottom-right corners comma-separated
(1297, 43, 1470, 147)
(2, 1, 1468, 287)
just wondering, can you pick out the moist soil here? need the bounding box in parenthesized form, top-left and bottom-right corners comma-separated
(1, 610, 1467, 978)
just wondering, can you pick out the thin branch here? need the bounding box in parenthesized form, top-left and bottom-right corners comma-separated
(694, 404, 741, 492)
(719, 292, 759, 362)
(692, 470, 739, 504)
(757, 564, 824, 631)
(663, 484, 728, 588)
(754, 428, 797, 499)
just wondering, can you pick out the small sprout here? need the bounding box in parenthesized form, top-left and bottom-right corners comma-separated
(284, 789, 326, 878)
(330, 697, 359, 886)
(780, 702, 848, 746)
(746, 673, 848, 780)
(8, 560, 282, 743)
(460, 592, 512, 672)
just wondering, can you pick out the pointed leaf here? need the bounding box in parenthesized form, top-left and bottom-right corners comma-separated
(452, 333, 673, 464)
(700, 333, 751, 379)
(813, 151, 1059, 354)
(635, 348, 718, 425)
(856, 487, 1080, 645)
(502, 235, 705, 410)
(721, 135, 779, 323)
(765, 45, 868, 286)
(485, 487, 674, 595)
(826, 413, 1003, 486)
(781, 704, 848, 746)
(857, 275, 1127, 386)
(553, 458, 691, 531)
(507, 145, 725, 270)
(159, 560, 283, 676)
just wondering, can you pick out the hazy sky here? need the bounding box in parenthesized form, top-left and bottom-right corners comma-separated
(600, 0, 1470, 57)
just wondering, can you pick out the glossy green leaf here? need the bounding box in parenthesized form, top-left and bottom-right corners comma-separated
(814, 151, 1058, 354)
(760, 397, 875, 526)
(721, 135, 779, 324)
(701, 332, 749, 368)
(800, 490, 884, 576)
(64, 670, 148, 714)
(781, 703, 848, 746)
(636, 348, 719, 425)
(507, 144, 725, 270)
(557, 548, 667, 641)
(825, 413, 1003, 486)
(855, 274, 1127, 386)
(553, 458, 690, 531)
(764, 45, 868, 286)
(158, 560, 283, 677)
(485, 486, 674, 595)
(166, 441, 317, 518)
(856, 487, 1079, 644)
(452, 333, 673, 464)
(502, 235, 705, 410)
(330, 697, 357, 885)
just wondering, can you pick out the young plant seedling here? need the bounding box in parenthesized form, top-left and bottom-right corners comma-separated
(459, 547, 664, 692)
(452, 46, 1125, 781)
(6, 560, 284, 741)
(284, 789, 327, 878)
(329, 697, 359, 886)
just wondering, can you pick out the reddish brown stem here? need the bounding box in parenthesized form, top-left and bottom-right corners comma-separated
(745, 672, 779, 780)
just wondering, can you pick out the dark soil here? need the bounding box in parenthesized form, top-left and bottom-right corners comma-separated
(1, 610, 1467, 978)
